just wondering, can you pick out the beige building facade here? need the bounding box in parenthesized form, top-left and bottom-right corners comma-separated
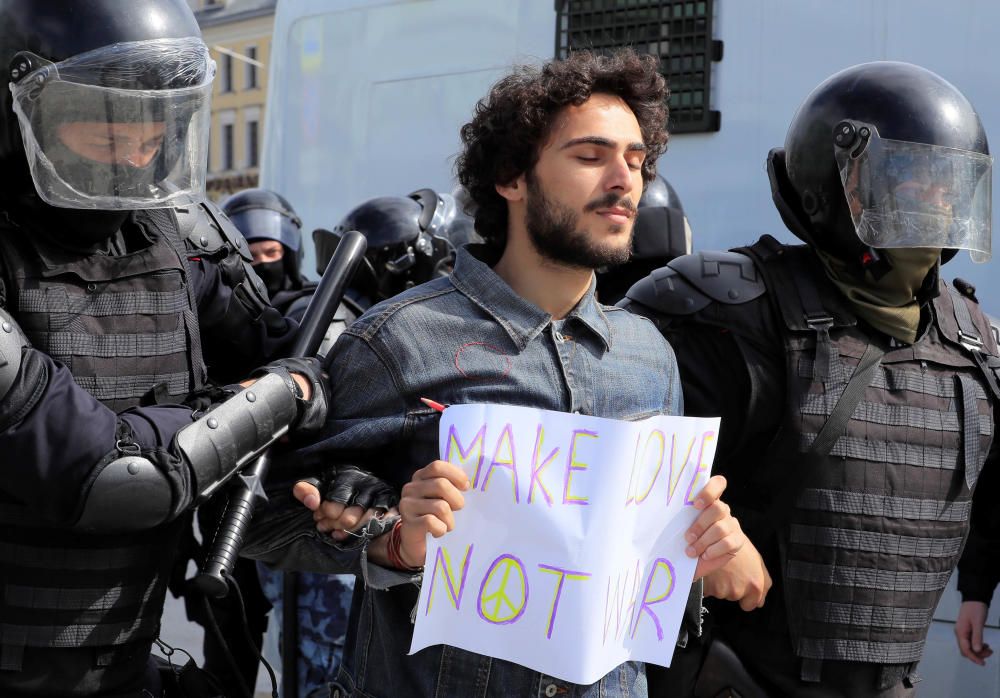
(189, 0, 276, 200)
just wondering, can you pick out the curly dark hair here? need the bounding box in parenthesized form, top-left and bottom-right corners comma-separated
(455, 49, 669, 249)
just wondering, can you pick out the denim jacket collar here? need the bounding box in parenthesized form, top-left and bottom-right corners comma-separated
(450, 244, 612, 352)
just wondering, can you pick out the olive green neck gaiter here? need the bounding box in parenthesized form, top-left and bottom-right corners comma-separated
(815, 248, 941, 344)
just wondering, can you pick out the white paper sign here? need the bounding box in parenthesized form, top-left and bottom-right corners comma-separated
(409, 403, 720, 685)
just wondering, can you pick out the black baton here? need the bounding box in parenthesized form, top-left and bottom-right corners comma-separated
(195, 230, 368, 598)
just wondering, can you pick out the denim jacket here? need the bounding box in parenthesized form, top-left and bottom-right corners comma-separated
(245, 245, 685, 698)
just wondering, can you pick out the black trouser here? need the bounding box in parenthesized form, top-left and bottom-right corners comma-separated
(650, 621, 918, 698)
(647, 629, 708, 698)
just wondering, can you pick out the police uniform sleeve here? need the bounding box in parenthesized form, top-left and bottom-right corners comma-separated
(177, 200, 299, 383)
(190, 256, 298, 380)
(957, 437, 1000, 604)
(664, 324, 758, 463)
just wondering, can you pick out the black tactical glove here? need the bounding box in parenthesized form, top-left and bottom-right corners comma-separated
(250, 356, 329, 433)
(312, 464, 398, 511)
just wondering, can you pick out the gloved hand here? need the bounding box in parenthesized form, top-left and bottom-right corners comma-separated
(318, 464, 398, 510)
(250, 356, 329, 432)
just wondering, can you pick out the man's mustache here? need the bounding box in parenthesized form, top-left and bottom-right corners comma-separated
(583, 192, 637, 215)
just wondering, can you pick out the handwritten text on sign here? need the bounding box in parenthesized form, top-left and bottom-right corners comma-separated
(409, 404, 719, 685)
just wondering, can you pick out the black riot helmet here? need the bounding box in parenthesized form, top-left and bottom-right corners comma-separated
(0, 0, 213, 215)
(769, 61, 992, 271)
(222, 188, 305, 294)
(314, 188, 472, 301)
(596, 174, 693, 304)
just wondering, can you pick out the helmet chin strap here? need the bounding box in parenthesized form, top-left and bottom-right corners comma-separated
(767, 148, 822, 248)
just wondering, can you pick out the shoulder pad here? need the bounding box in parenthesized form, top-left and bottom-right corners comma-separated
(0, 306, 29, 401)
(173, 200, 253, 262)
(622, 251, 766, 316)
(953, 277, 980, 304)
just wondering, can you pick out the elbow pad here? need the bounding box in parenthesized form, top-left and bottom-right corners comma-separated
(0, 306, 29, 401)
(175, 372, 299, 505)
(75, 451, 174, 532)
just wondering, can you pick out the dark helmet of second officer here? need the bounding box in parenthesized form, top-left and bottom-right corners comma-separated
(314, 188, 473, 301)
(768, 61, 992, 272)
(596, 174, 693, 304)
(0, 0, 213, 228)
(223, 188, 305, 296)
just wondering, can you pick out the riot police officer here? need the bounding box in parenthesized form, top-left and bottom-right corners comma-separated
(595, 173, 692, 305)
(318, 188, 470, 306)
(622, 61, 998, 697)
(224, 187, 315, 318)
(0, 2, 329, 695)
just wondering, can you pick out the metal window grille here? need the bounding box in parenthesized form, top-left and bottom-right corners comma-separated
(556, 0, 722, 134)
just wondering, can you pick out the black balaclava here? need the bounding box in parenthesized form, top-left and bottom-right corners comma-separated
(253, 259, 286, 297)
(11, 187, 129, 248)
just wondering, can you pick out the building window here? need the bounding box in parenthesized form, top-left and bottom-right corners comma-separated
(245, 46, 258, 89)
(222, 123, 234, 171)
(246, 119, 259, 168)
(555, 0, 722, 134)
(220, 53, 233, 93)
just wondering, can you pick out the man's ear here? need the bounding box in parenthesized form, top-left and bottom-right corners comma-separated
(496, 173, 526, 203)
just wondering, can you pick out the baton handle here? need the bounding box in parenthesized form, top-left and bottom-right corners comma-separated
(196, 453, 270, 598)
(194, 230, 368, 598)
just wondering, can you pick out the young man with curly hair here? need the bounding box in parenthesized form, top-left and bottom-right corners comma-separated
(254, 49, 766, 697)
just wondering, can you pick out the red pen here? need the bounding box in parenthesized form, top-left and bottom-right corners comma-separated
(420, 397, 448, 413)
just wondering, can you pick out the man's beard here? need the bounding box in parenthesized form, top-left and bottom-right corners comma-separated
(524, 173, 634, 269)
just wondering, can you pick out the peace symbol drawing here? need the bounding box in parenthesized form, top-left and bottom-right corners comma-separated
(477, 554, 529, 625)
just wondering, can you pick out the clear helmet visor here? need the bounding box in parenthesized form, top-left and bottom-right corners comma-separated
(9, 37, 215, 210)
(836, 125, 993, 262)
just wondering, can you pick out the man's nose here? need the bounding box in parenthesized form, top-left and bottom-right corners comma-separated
(603, 156, 634, 193)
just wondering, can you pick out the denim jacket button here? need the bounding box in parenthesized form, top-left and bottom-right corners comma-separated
(544, 684, 558, 697)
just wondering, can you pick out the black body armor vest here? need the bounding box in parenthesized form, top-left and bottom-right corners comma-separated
(739, 238, 999, 666)
(0, 208, 206, 668)
(0, 208, 206, 410)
